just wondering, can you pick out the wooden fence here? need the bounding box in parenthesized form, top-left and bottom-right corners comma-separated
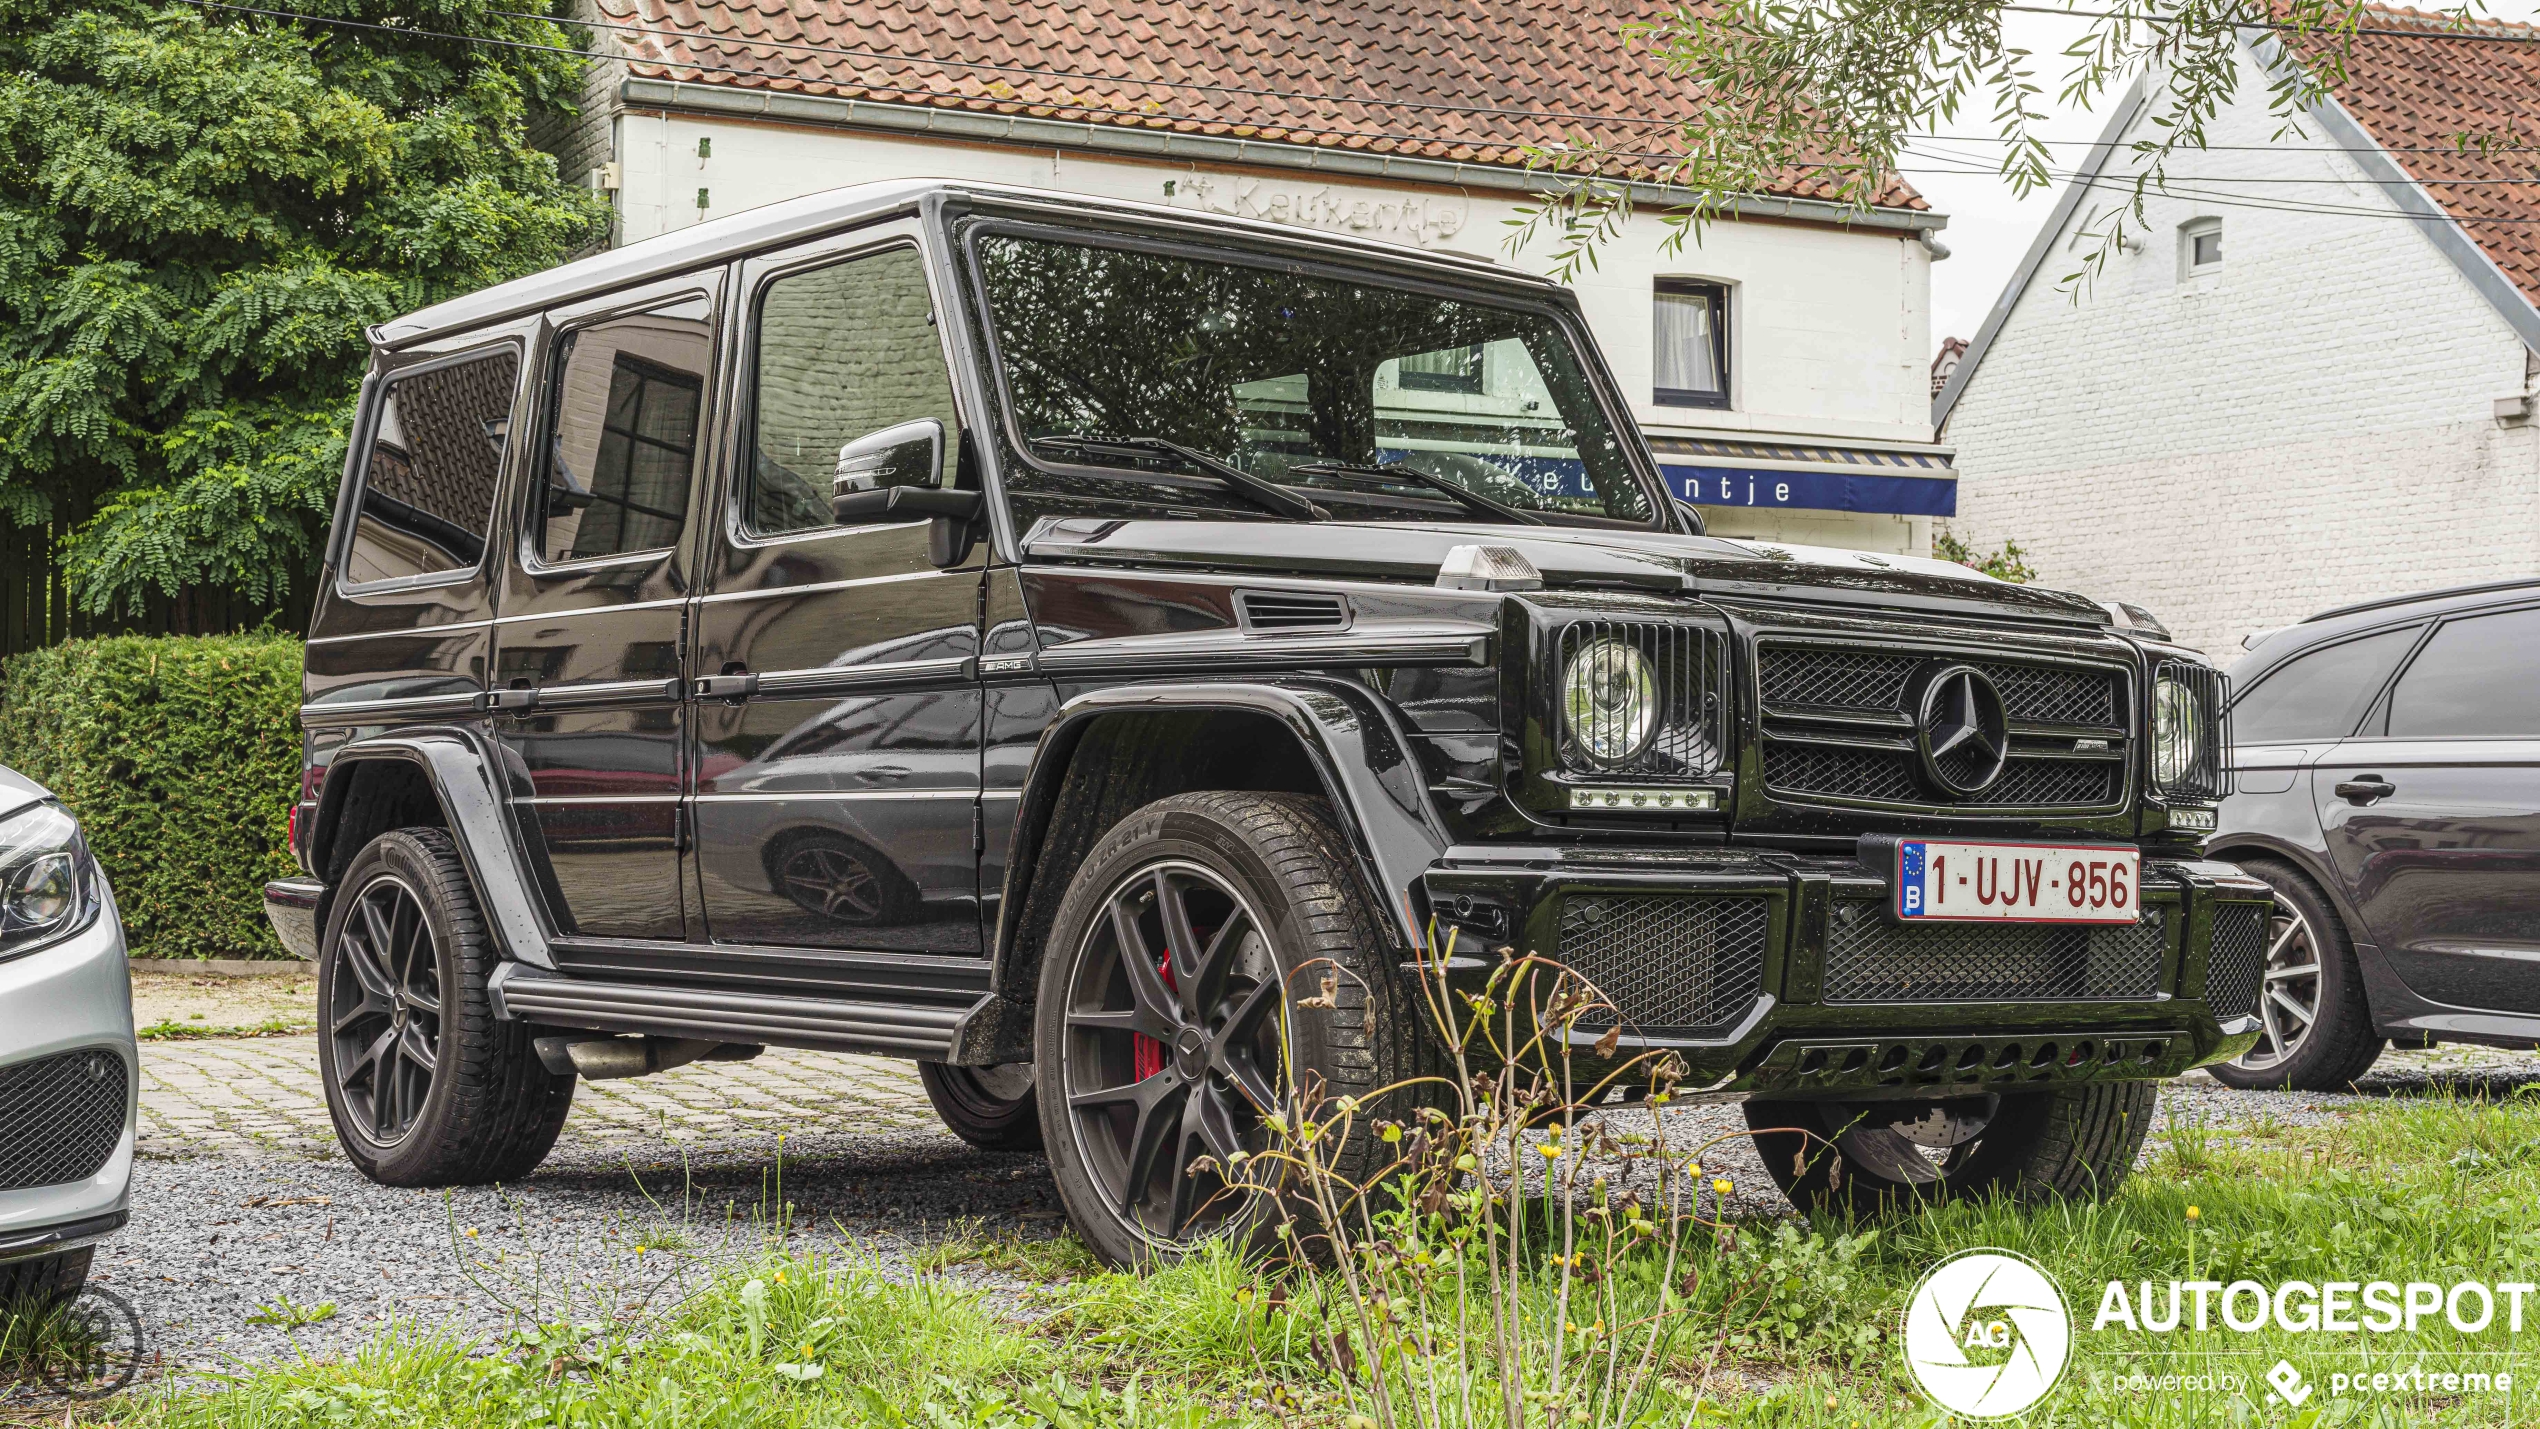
(2, 514, 309, 661)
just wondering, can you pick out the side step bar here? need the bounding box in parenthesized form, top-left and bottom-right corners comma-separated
(489, 964, 970, 1060)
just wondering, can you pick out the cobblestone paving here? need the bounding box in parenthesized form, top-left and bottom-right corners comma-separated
(139, 1037, 941, 1164)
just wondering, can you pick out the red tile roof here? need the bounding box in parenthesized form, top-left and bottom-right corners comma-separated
(2326, 5, 2540, 307)
(591, 0, 1927, 211)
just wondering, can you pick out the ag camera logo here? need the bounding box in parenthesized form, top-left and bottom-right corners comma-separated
(1904, 1249, 2072, 1418)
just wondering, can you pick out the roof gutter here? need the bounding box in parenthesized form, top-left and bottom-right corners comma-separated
(2249, 33, 2540, 358)
(619, 77, 1949, 237)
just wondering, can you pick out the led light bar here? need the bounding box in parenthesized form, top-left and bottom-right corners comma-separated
(1567, 787, 1720, 813)
(2168, 806, 2218, 832)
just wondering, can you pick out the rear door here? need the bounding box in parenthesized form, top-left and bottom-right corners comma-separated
(2318, 604, 2540, 1012)
(688, 224, 988, 956)
(489, 274, 720, 942)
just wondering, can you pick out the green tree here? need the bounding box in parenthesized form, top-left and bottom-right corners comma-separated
(0, 0, 607, 614)
(1522, 0, 2443, 284)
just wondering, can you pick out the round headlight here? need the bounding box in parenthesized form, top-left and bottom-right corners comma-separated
(1562, 638, 1657, 764)
(2152, 676, 2204, 787)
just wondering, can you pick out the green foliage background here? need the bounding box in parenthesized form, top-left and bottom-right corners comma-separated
(0, 0, 608, 614)
(0, 633, 305, 958)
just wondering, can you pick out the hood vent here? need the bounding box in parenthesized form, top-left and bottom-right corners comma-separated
(1236, 589, 1351, 632)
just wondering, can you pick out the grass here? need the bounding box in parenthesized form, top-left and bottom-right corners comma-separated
(244, 1298, 338, 1330)
(87, 1089, 2540, 1427)
(135, 1017, 311, 1041)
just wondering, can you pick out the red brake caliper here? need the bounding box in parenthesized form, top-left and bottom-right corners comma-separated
(1131, 943, 1180, 1081)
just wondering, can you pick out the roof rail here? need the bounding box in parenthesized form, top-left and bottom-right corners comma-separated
(2301, 575, 2540, 625)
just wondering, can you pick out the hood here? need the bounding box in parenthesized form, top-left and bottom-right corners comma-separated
(1021, 519, 2111, 626)
(0, 764, 50, 818)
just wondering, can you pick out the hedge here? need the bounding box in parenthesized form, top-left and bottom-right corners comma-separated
(0, 633, 304, 959)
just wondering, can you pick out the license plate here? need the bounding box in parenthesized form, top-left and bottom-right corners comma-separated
(1894, 840, 2140, 924)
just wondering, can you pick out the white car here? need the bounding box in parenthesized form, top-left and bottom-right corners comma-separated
(0, 765, 133, 1305)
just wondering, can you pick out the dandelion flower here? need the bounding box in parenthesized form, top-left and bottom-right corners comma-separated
(2185, 1205, 2201, 1221)
(1539, 1142, 1563, 1159)
(463, 1227, 478, 1239)
(1712, 1178, 1733, 1197)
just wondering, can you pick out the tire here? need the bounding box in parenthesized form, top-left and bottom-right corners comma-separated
(1034, 791, 1430, 1268)
(0, 1248, 91, 1310)
(2209, 858, 2384, 1092)
(1745, 1081, 2156, 1217)
(918, 1061, 1044, 1151)
(317, 829, 575, 1186)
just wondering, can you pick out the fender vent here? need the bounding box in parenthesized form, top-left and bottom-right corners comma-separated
(1236, 589, 1351, 632)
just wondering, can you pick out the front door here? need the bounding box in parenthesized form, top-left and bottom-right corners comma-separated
(2319, 604, 2540, 1013)
(690, 228, 986, 955)
(490, 275, 719, 942)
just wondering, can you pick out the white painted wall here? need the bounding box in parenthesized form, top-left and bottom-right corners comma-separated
(604, 110, 1943, 552)
(1945, 46, 2540, 654)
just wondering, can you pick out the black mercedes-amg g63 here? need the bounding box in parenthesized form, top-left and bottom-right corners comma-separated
(263, 179, 2262, 1263)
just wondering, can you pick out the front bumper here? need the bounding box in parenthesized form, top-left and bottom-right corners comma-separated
(1421, 847, 2269, 1099)
(0, 891, 137, 1262)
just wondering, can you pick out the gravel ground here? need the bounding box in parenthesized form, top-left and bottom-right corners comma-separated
(35, 1030, 2540, 1406)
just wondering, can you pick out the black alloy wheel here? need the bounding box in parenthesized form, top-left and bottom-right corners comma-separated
(317, 828, 575, 1186)
(326, 873, 444, 1145)
(1059, 860, 1283, 1243)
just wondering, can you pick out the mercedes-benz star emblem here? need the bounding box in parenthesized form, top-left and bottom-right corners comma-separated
(1916, 665, 2010, 797)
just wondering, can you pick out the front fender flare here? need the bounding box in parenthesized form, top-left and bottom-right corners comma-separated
(994, 677, 1453, 977)
(308, 729, 557, 970)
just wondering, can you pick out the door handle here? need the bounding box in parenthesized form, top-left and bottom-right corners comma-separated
(2335, 776, 2397, 805)
(693, 671, 758, 701)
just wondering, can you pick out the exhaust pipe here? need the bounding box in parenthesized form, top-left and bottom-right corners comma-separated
(532, 1035, 762, 1080)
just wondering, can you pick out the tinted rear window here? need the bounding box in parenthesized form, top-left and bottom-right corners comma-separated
(2388, 608, 2540, 738)
(2229, 625, 2419, 743)
(346, 352, 518, 585)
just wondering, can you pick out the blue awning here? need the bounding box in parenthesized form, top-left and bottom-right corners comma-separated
(1653, 437, 1956, 517)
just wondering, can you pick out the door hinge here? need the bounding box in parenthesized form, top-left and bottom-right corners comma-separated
(972, 801, 986, 854)
(674, 803, 692, 853)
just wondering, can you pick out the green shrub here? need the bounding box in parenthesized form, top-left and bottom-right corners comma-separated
(0, 633, 303, 959)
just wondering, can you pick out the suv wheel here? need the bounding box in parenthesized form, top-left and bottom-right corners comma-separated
(318, 829, 575, 1186)
(918, 1061, 1043, 1151)
(1035, 792, 1424, 1267)
(1745, 1082, 2156, 1216)
(2209, 858, 2384, 1091)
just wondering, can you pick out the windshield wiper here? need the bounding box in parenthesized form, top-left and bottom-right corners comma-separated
(1028, 435, 1328, 522)
(1286, 460, 1548, 525)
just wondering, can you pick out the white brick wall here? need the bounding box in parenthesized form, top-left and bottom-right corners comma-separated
(1945, 47, 2540, 655)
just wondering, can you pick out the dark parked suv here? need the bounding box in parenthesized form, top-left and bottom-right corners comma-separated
(2210, 578, 2540, 1091)
(262, 179, 2263, 1259)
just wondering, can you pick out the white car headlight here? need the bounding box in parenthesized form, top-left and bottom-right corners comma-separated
(1561, 637, 1657, 765)
(0, 802, 102, 960)
(2151, 676, 2205, 789)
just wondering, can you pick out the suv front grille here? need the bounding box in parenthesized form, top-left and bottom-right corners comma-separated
(0, 1048, 126, 1192)
(1558, 894, 1770, 1034)
(1823, 903, 2168, 1003)
(1755, 640, 2131, 812)
(2206, 902, 2269, 1021)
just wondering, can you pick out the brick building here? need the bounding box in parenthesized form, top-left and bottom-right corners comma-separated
(1936, 10, 2540, 655)
(538, 0, 1963, 554)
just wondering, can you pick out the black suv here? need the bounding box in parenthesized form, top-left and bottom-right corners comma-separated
(2209, 578, 2540, 1091)
(262, 180, 2261, 1260)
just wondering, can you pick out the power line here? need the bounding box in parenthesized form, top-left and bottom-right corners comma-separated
(1998, 1, 2540, 43)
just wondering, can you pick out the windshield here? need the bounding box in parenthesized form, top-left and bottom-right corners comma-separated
(971, 230, 1657, 526)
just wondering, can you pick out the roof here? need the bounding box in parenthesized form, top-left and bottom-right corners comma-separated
(375, 178, 1566, 345)
(2322, 5, 2540, 312)
(588, 0, 1926, 211)
(1933, 15, 2540, 425)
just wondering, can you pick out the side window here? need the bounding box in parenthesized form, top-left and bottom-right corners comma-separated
(535, 298, 712, 564)
(2387, 609, 2540, 738)
(346, 351, 517, 585)
(745, 247, 958, 538)
(2228, 625, 2420, 743)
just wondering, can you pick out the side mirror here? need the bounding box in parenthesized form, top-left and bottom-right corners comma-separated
(831, 418, 982, 567)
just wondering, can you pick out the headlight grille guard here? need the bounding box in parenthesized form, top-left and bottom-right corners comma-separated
(2150, 657, 2231, 803)
(1512, 601, 1733, 819)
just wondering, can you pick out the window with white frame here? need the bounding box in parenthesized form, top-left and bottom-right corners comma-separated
(1653, 279, 1729, 408)
(2180, 218, 2223, 279)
